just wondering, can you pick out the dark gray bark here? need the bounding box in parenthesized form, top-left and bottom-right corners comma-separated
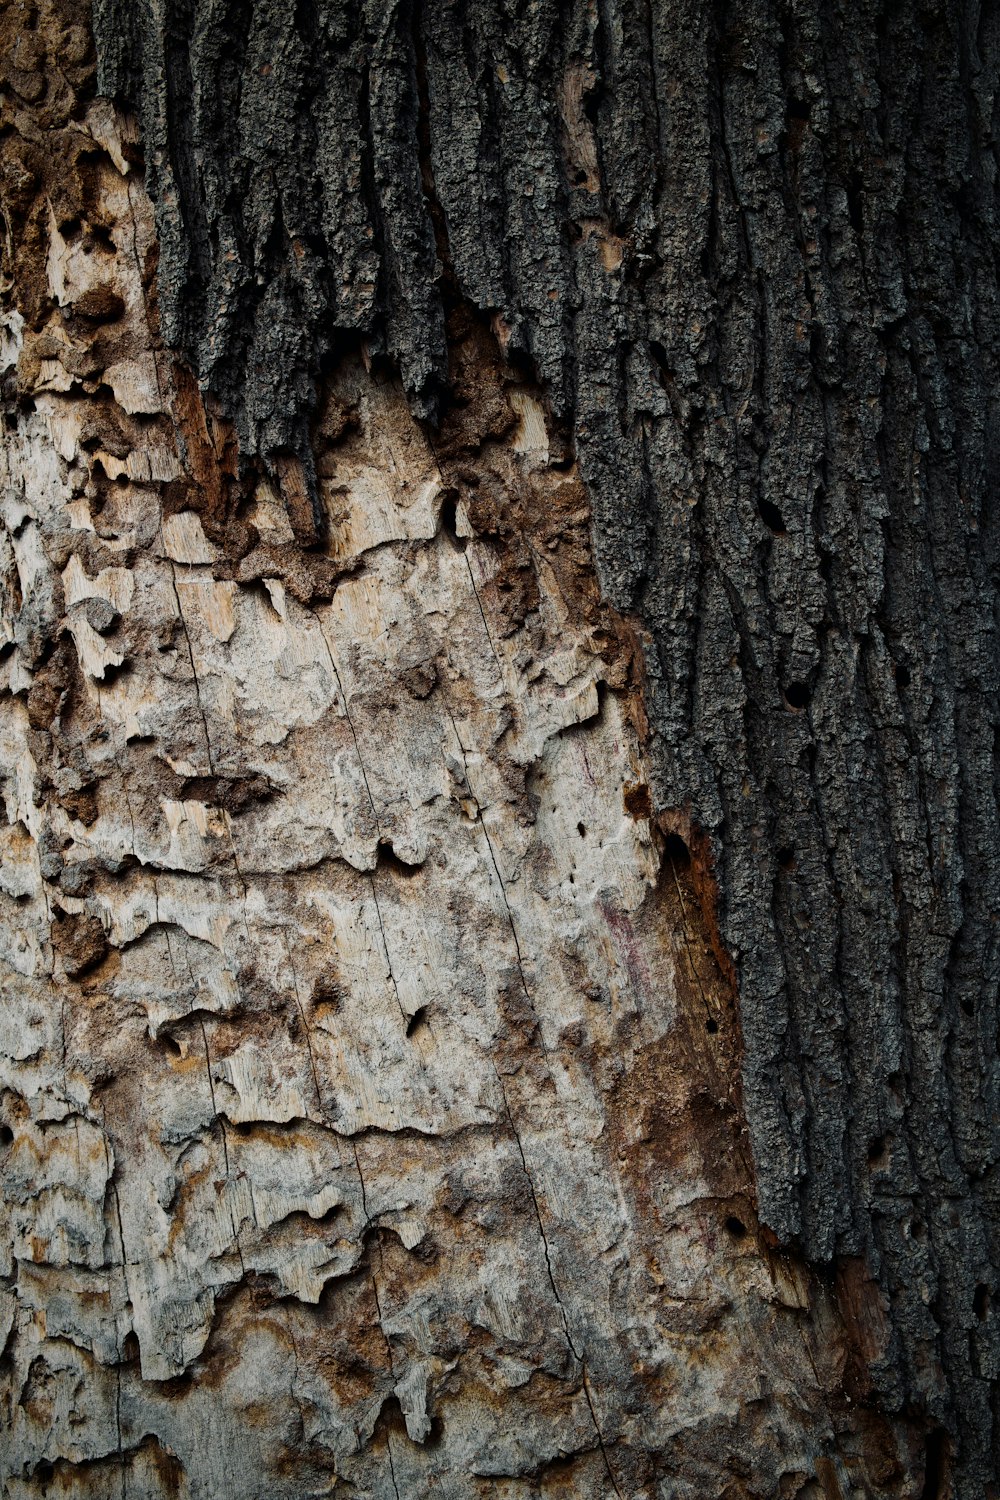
(89, 0, 1000, 1492)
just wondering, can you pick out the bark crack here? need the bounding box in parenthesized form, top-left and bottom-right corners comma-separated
(351, 1144, 402, 1500)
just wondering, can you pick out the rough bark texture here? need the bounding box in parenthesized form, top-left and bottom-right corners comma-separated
(0, 0, 997, 1496)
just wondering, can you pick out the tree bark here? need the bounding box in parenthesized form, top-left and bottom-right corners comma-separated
(1, 1, 997, 1496)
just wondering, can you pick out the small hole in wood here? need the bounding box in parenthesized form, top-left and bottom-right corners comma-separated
(577, 822, 586, 837)
(777, 846, 795, 869)
(919, 1427, 948, 1500)
(0, 1124, 13, 1146)
(664, 832, 691, 869)
(406, 1005, 428, 1038)
(867, 1135, 887, 1166)
(649, 340, 670, 380)
(895, 662, 911, 688)
(438, 491, 466, 550)
(757, 497, 786, 534)
(376, 840, 424, 878)
(724, 1215, 747, 1239)
(974, 1284, 991, 1321)
(100, 660, 131, 689)
(426, 1412, 446, 1446)
(705, 1017, 719, 1035)
(910, 1219, 926, 1241)
(623, 782, 653, 819)
(36, 1462, 55, 1483)
(784, 681, 810, 710)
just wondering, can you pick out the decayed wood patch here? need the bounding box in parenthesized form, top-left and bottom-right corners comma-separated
(0, 6, 920, 1497)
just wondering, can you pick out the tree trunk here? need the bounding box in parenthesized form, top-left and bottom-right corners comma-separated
(1, 0, 996, 1496)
